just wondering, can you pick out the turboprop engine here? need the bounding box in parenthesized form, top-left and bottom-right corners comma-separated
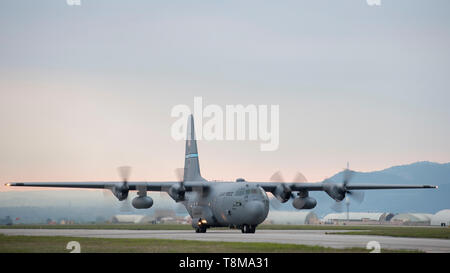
(273, 183, 292, 203)
(168, 183, 186, 202)
(323, 182, 346, 202)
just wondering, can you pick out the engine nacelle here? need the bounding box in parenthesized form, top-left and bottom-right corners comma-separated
(110, 185, 129, 201)
(292, 197, 317, 210)
(323, 182, 345, 201)
(169, 183, 185, 202)
(132, 196, 154, 209)
(274, 184, 291, 203)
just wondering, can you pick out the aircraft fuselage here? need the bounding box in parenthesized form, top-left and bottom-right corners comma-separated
(182, 182, 270, 231)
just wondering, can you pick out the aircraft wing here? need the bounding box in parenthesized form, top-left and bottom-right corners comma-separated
(257, 182, 323, 192)
(341, 184, 437, 190)
(257, 182, 437, 192)
(5, 181, 210, 191)
(7, 181, 437, 191)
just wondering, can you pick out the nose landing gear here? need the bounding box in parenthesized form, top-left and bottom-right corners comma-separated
(241, 224, 256, 233)
(195, 227, 207, 233)
(195, 218, 207, 233)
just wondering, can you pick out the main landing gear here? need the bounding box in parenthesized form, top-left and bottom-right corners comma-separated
(241, 224, 256, 233)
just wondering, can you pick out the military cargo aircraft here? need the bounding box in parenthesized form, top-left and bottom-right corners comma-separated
(6, 115, 437, 233)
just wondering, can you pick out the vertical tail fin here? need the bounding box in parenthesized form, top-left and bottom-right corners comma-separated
(184, 115, 205, 181)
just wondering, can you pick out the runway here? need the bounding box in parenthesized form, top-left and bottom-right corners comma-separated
(1, 229, 449, 253)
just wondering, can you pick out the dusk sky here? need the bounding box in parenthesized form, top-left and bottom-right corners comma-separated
(1, 0, 449, 188)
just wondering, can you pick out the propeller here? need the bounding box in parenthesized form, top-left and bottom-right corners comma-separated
(171, 168, 186, 201)
(117, 166, 132, 212)
(269, 171, 308, 210)
(160, 168, 203, 214)
(174, 167, 185, 183)
(341, 168, 365, 203)
(175, 167, 204, 204)
(159, 168, 189, 212)
(329, 167, 365, 212)
(293, 172, 308, 183)
(102, 166, 133, 212)
(173, 167, 189, 212)
(268, 193, 282, 210)
(331, 200, 345, 213)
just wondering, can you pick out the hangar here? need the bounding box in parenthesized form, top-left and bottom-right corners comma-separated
(431, 209, 450, 226)
(322, 212, 394, 224)
(390, 213, 433, 225)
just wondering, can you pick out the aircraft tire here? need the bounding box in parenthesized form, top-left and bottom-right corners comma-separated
(241, 224, 250, 233)
(196, 227, 207, 233)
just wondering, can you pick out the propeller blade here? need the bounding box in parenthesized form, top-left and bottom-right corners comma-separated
(347, 190, 365, 204)
(293, 172, 308, 183)
(269, 195, 282, 210)
(343, 168, 354, 186)
(174, 168, 185, 182)
(342, 165, 364, 203)
(270, 171, 298, 203)
(270, 171, 284, 183)
(119, 197, 133, 212)
(159, 168, 183, 201)
(118, 166, 132, 182)
(331, 200, 345, 212)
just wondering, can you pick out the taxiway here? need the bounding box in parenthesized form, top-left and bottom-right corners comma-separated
(0, 229, 449, 253)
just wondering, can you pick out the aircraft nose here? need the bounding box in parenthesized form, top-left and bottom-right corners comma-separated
(245, 201, 267, 225)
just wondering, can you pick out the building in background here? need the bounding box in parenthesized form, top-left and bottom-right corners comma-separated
(431, 209, 450, 226)
(390, 213, 433, 226)
(0, 216, 12, 225)
(322, 212, 394, 225)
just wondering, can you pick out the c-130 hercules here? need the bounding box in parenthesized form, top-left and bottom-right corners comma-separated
(6, 115, 437, 233)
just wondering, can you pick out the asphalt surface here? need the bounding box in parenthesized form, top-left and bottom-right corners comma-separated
(1, 229, 449, 253)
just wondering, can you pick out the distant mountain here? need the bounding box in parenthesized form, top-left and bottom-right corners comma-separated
(310, 161, 450, 217)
